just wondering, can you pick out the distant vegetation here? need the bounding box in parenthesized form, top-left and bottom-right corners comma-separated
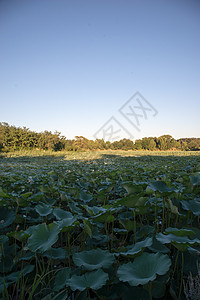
(0, 122, 199, 152)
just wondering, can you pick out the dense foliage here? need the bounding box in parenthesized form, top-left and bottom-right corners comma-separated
(0, 122, 199, 152)
(0, 151, 200, 299)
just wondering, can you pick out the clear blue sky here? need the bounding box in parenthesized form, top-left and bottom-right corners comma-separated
(0, 0, 199, 141)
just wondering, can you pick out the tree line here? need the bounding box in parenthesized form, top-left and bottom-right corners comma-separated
(0, 122, 199, 152)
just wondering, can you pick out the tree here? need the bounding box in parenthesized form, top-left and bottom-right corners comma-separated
(120, 139, 134, 150)
(148, 138, 157, 150)
(134, 139, 142, 150)
(0, 122, 198, 153)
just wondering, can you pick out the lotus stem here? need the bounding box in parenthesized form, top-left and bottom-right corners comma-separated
(148, 281, 153, 300)
(162, 198, 165, 232)
(178, 252, 184, 300)
(67, 233, 71, 267)
(154, 193, 158, 236)
(133, 209, 136, 243)
(171, 250, 179, 280)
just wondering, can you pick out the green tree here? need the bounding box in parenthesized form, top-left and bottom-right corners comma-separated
(134, 139, 142, 150)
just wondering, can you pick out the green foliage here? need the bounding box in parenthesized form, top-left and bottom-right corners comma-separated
(0, 122, 199, 152)
(0, 152, 200, 298)
(73, 248, 115, 270)
(35, 203, 53, 216)
(0, 208, 15, 229)
(27, 223, 60, 252)
(68, 269, 109, 291)
(54, 268, 71, 291)
(117, 252, 171, 286)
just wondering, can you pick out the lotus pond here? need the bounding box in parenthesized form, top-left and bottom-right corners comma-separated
(0, 151, 200, 299)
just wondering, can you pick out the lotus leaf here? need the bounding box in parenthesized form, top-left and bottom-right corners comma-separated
(53, 208, 73, 220)
(181, 200, 200, 216)
(148, 181, 173, 193)
(28, 223, 60, 252)
(0, 208, 15, 229)
(68, 269, 108, 291)
(54, 267, 71, 291)
(35, 203, 52, 216)
(156, 232, 200, 245)
(73, 248, 115, 270)
(165, 227, 194, 237)
(117, 237, 152, 257)
(117, 252, 171, 286)
(55, 216, 77, 232)
(190, 174, 200, 186)
(79, 191, 93, 202)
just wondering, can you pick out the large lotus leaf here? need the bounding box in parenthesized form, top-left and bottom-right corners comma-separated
(79, 191, 93, 202)
(55, 216, 77, 232)
(116, 237, 152, 257)
(190, 174, 200, 186)
(117, 252, 171, 286)
(116, 195, 147, 208)
(42, 198, 56, 206)
(147, 181, 173, 193)
(122, 182, 143, 194)
(28, 223, 60, 252)
(165, 227, 194, 237)
(156, 232, 200, 245)
(147, 238, 169, 254)
(35, 203, 52, 216)
(53, 208, 73, 220)
(68, 269, 108, 291)
(181, 200, 200, 216)
(54, 267, 71, 291)
(0, 207, 15, 229)
(82, 205, 106, 216)
(92, 211, 112, 223)
(73, 248, 115, 270)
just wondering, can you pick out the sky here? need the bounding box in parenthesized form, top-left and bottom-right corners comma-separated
(0, 0, 199, 141)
